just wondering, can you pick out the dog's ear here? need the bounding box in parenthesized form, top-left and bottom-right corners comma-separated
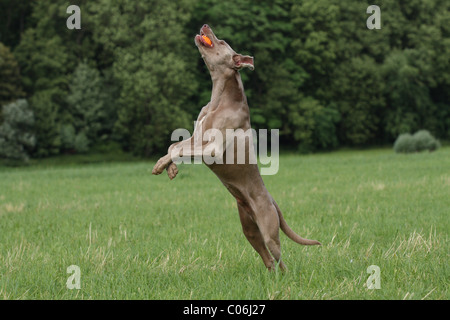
(233, 54, 254, 71)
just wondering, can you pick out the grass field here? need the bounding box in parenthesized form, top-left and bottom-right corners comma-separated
(0, 147, 448, 300)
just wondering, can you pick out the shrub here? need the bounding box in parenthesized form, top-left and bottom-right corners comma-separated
(413, 130, 441, 152)
(0, 99, 36, 161)
(393, 130, 440, 153)
(393, 133, 416, 153)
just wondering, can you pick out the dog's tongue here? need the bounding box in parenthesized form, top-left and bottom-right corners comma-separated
(202, 35, 213, 47)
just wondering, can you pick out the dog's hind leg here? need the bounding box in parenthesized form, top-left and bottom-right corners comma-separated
(253, 201, 287, 271)
(237, 202, 276, 270)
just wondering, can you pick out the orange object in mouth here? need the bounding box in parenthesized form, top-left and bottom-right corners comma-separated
(201, 35, 213, 47)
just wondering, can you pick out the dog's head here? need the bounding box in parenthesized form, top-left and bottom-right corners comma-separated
(195, 24, 254, 76)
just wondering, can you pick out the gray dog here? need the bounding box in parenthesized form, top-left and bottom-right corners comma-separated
(153, 24, 320, 270)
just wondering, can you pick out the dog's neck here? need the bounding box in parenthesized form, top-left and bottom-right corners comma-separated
(209, 71, 246, 110)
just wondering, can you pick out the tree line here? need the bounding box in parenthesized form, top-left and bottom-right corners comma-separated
(0, 0, 449, 161)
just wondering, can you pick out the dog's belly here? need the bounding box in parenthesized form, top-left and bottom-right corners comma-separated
(207, 162, 259, 183)
(206, 162, 268, 203)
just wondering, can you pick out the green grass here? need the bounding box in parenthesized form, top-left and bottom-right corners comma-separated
(0, 147, 448, 299)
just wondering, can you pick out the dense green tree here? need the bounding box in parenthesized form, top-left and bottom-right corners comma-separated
(290, 0, 341, 100)
(1, 0, 448, 158)
(12, 1, 71, 156)
(29, 89, 62, 157)
(13, 0, 106, 156)
(0, 43, 25, 110)
(331, 56, 385, 145)
(89, 0, 198, 156)
(63, 61, 116, 153)
(14, 29, 69, 156)
(0, 0, 33, 48)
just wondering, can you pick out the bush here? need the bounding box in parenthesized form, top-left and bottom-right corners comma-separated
(0, 99, 36, 161)
(413, 130, 441, 152)
(393, 133, 416, 153)
(393, 130, 440, 153)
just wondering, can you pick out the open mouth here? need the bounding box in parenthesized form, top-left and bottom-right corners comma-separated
(197, 30, 214, 48)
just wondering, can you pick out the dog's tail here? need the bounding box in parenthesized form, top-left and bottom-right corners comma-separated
(273, 200, 321, 246)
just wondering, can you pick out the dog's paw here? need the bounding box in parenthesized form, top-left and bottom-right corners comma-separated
(167, 162, 178, 180)
(152, 156, 169, 175)
(152, 166, 162, 175)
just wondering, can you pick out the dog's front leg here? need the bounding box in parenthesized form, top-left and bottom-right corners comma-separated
(153, 106, 210, 179)
(151, 136, 195, 179)
(152, 155, 178, 180)
(152, 132, 225, 179)
(152, 138, 189, 179)
(152, 153, 173, 176)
